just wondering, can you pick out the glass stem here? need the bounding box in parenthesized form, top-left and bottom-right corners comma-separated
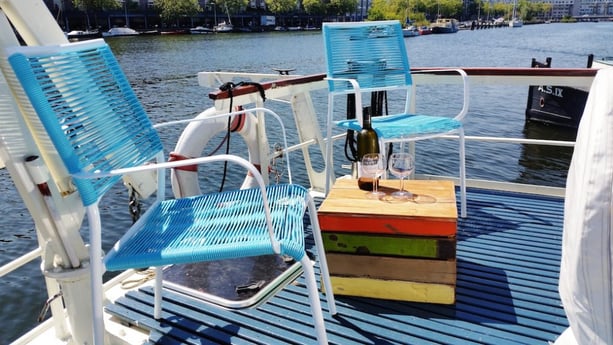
(373, 174, 378, 193)
(400, 177, 404, 193)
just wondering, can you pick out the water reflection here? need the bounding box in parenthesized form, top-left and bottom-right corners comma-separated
(516, 121, 576, 187)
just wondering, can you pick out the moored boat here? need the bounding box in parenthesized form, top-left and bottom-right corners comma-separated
(402, 25, 419, 37)
(418, 25, 432, 35)
(591, 56, 613, 68)
(430, 18, 459, 33)
(66, 29, 101, 41)
(102, 26, 139, 37)
(525, 55, 612, 129)
(2, 3, 612, 345)
(214, 21, 233, 33)
(509, 0, 523, 28)
(509, 18, 523, 28)
(190, 26, 214, 34)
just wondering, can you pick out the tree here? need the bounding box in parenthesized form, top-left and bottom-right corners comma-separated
(214, 0, 249, 18)
(303, 0, 326, 15)
(328, 0, 358, 16)
(72, 0, 120, 29)
(265, 0, 297, 14)
(153, 0, 202, 23)
(368, 0, 403, 21)
(432, 0, 463, 18)
(72, 0, 120, 11)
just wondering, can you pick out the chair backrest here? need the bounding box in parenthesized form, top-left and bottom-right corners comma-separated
(7, 39, 163, 206)
(322, 20, 412, 94)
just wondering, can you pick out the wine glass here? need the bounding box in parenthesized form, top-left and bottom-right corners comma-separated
(388, 152, 415, 199)
(361, 153, 386, 198)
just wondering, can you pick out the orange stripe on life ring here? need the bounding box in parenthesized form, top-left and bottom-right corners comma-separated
(246, 163, 262, 177)
(230, 106, 246, 132)
(169, 152, 198, 172)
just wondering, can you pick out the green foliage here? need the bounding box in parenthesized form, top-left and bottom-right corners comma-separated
(560, 15, 576, 22)
(265, 0, 297, 14)
(369, 0, 461, 24)
(215, 0, 249, 16)
(72, 0, 120, 11)
(368, 0, 398, 20)
(435, 0, 463, 17)
(303, 0, 326, 15)
(153, 0, 202, 22)
(328, 0, 359, 16)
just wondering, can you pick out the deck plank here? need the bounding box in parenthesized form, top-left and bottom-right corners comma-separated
(106, 187, 568, 344)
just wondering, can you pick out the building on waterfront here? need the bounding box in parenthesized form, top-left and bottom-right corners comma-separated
(572, 0, 613, 17)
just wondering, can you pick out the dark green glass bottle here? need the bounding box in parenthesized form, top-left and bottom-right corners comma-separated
(357, 106, 380, 160)
(356, 106, 381, 190)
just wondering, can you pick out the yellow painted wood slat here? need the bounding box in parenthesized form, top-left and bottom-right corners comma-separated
(328, 276, 456, 304)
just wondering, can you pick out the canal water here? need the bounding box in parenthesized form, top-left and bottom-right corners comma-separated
(1, 21, 613, 343)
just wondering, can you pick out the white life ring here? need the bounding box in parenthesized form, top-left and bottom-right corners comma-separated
(170, 106, 261, 198)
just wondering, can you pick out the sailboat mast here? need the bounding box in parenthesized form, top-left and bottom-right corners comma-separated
(124, 0, 129, 27)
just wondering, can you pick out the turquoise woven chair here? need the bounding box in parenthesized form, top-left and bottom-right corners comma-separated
(7, 39, 336, 344)
(322, 20, 469, 217)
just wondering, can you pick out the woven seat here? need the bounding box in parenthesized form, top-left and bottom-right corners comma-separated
(323, 21, 469, 217)
(7, 39, 335, 344)
(105, 184, 310, 271)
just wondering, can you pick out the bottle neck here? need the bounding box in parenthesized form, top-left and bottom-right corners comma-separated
(362, 106, 372, 129)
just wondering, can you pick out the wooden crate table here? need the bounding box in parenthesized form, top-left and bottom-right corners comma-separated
(318, 179, 458, 304)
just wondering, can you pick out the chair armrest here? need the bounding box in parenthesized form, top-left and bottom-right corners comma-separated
(411, 68, 470, 122)
(324, 77, 365, 127)
(152, 107, 293, 183)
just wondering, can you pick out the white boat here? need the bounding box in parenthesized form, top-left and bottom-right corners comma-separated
(214, 3, 234, 33)
(2, 3, 613, 345)
(66, 29, 101, 41)
(214, 21, 233, 33)
(509, 18, 523, 28)
(402, 26, 419, 37)
(190, 26, 214, 34)
(102, 27, 139, 37)
(509, 0, 523, 27)
(591, 56, 613, 69)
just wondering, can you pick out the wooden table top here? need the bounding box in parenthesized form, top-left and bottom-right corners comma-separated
(319, 179, 457, 218)
(318, 179, 458, 236)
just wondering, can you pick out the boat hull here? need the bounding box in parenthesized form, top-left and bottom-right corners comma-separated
(431, 18, 459, 34)
(431, 27, 457, 34)
(525, 85, 588, 128)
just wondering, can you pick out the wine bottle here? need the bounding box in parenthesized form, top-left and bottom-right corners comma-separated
(356, 106, 380, 160)
(356, 107, 381, 190)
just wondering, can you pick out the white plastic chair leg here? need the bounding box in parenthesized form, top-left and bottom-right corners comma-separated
(459, 128, 467, 218)
(154, 266, 163, 319)
(87, 204, 105, 345)
(307, 197, 337, 315)
(301, 255, 329, 345)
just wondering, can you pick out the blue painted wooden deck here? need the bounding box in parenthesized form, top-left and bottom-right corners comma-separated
(106, 187, 568, 344)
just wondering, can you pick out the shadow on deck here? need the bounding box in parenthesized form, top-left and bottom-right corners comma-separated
(106, 187, 567, 344)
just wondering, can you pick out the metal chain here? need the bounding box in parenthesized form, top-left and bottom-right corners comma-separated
(128, 187, 141, 223)
(37, 292, 62, 322)
(270, 143, 285, 184)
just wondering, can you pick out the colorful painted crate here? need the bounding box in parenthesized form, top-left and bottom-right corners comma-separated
(318, 179, 458, 304)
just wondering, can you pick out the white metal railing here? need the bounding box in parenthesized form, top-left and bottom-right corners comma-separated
(0, 248, 42, 277)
